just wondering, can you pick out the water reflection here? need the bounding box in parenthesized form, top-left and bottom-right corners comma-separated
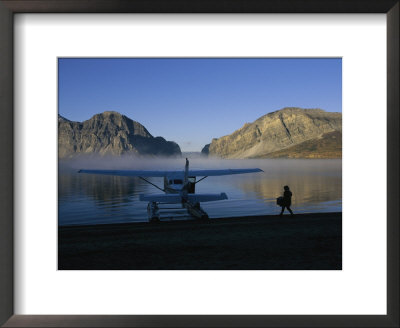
(237, 174, 341, 205)
(59, 173, 141, 204)
(58, 158, 341, 225)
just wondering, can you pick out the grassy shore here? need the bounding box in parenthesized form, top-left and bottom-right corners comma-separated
(58, 212, 341, 270)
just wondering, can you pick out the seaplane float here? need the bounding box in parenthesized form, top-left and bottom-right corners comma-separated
(79, 159, 263, 221)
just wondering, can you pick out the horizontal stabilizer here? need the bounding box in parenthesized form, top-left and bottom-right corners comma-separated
(139, 193, 228, 203)
(139, 194, 182, 203)
(187, 193, 228, 203)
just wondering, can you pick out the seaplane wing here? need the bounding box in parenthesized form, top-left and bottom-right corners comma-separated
(140, 193, 228, 203)
(187, 168, 263, 177)
(79, 168, 262, 177)
(78, 169, 182, 177)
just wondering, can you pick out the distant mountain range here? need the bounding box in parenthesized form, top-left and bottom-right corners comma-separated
(59, 108, 341, 159)
(201, 107, 342, 159)
(58, 111, 181, 158)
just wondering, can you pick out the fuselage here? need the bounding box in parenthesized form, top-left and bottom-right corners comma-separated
(163, 175, 196, 194)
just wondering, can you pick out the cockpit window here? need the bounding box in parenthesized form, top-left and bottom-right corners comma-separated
(173, 179, 183, 184)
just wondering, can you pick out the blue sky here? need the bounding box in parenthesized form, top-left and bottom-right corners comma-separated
(58, 58, 342, 152)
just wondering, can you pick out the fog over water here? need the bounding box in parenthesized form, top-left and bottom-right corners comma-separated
(59, 156, 342, 226)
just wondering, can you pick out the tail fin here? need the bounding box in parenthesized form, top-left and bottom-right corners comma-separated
(184, 158, 189, 185)
(182, 158, 189, 198)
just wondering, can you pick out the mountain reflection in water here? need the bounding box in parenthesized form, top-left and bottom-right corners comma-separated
(58, 158, 341, 226)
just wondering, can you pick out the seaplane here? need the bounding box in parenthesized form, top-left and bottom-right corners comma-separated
(79, 159, 263, 221)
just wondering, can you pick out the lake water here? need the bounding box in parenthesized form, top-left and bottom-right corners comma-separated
(59, 158, 342, 226)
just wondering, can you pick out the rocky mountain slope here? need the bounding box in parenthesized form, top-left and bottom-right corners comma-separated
(58, 111, 181, 158)
(258, 131, 342, 159)
(202, 107, 342, 159)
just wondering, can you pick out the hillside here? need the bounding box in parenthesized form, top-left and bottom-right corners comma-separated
(202, 107, 341, 159)
(58, 111, 181, 158)
(253, 131, 342, 159)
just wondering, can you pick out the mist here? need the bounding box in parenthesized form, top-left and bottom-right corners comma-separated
(59, 154, 341, 177)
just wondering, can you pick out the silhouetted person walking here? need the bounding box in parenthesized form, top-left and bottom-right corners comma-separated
(280, 185, 294, 216)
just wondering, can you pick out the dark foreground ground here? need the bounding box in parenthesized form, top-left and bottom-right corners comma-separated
(58, 212, 342, 270)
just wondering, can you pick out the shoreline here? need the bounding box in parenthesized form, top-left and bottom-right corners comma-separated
(59, 212, 342, 270)
(59, 211, 341, 229)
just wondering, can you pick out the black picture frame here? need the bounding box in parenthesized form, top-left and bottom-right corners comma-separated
(0, 1, 398, 327)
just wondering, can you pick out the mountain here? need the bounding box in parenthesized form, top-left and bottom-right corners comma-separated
(58, 114, 71, 123)
(58, 111, 181, 158)
(201, 144, 210, 156)
(203, 107, 342, 159)
(255, 131, 342, 159)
